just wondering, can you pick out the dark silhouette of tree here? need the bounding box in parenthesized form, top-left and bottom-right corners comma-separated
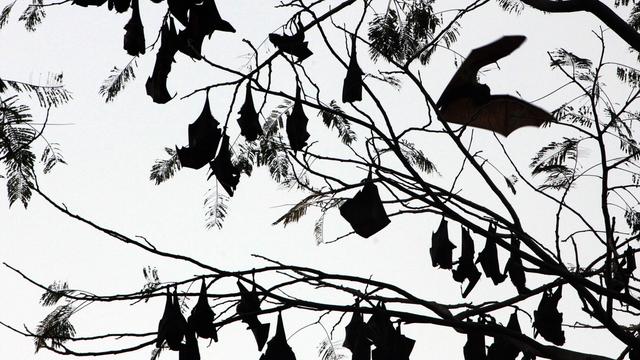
(2, 1, 640, 360)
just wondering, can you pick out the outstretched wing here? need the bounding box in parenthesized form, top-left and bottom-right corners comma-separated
(437, 36, 526, 108)
(440, 95, 553, 136)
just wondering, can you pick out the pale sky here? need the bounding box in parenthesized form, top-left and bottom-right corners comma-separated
(1, 0, 638, 359)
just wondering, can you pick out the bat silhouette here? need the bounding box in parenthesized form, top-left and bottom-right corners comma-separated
(187, 279, 218, 341)
(342, 36, 363, 103)
(156, 289, 188, 351)
(176, 96, 222, 169)
(237, 84, 263, 141)
(343, 305, 371, 360)
(236, 281, 270, 351)
(168, 0, 197, 26)
(286, 86, 310, 151)
(72, 0, 107, 7)
(505, 236, 528, 294)
(269, 21, 313, 62)
(123, 0, 145, 56)
(452, 226, 481, 297)
(476, 223, 507, 285)
(177, 0, 235, 59)
(108, 0, 130, 12)
(365, 303, 395, 346)
(430, 217, 456, 269)
(179, 329, 200, 360)
(209, 134, 241, 196)
(339, 176, 390, 238)
(533, 286, 564, 345)
(146, 19, 179, 104)
(371, 323, 415, 360)
(260, 313, 297, 360)
(486, 312, 522, 360)
(463, 325, 487, 360)
(610, 247, 637, 293)
(437, 36, 554, 136)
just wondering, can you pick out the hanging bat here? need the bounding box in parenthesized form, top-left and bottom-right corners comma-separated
(371, 323, 415, 360)
(156, 289, 188, 351)
(123, 0, 145, 56)
(452, 226, 481, 298)
(178, 0, 235, 59)
(260, 313, 297, 360)
(269, 21, 313, 62)
(463, 325, 487, 360)
(179, 329, 201, 360)
(177, 96, 222, 169)
(187, 279, 218, 341)
(339, 178, 390, 238)
(146, 19, 179, 104)
(237, 84, 263, 141)
(610, 247, 637, 293)
(430, 217, 456, 269)
(72, 0, 107, 7)
(436, 36, 554, 136)
(476, 223, 507, 285)
(343, 305, 371, 360)
(286, 86, 310, 151)
(342, 35, 363, 103)
(209, 134, 241, 196)
(533, 286, 564, 345)
(108, 0, 130, 12)
(236, 281, 270, 351)
(365, 303, 395, 346)
(486, 312, 522, 360)
(505, 236, 528, 294)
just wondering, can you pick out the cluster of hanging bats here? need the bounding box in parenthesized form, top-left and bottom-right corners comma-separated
(66, 1, 638, 358)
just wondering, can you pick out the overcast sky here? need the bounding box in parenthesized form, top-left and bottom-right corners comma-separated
(1, 0, 638, 359)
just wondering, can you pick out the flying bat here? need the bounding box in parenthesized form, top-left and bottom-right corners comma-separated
(476, 223, 507, 285)
(342, 36, 363, 103)
(179, 329, 200, 360)
(209, 134, 241, 196)
(452, 226, 481, 298)
(146, 18, 179, 104)
(533, 286, 564, 345)
(430, 217, 456, 269)
(486, 312, 522, 360)
(260, 313, 297, 360)
(176, 96, 222, 170)
(269, 21, 313, 62)
(436, 36, 554, 136)
(343, 305, 371, 360)
(187, 279, 218, 341)
(236, 281, 270, 351)
(177, 0, 235, 59)
(156, 289, 188, 351)
(286, 86, 310, 151)
(463, 325, 487, 360)
(339, 178, 390, 238)
(237, 84, 263, 141)
(123, 0, 145, 56)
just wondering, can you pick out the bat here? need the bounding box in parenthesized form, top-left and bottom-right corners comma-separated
(505, 236, 528, 294)
(437, 36, 554, 136)
(123, 0, 145, 56)
(430, 217, 456, 269)
(486, 312, 522, 360)
(156, 289, 188, 351)
(286, 86, 310, 151)
(236, 281, 270, 351)
(179, 329, 200, 360)
(610, 247, 637, 293)
(343, 305, 371, 360)
(108, 0, 130, 12)
(365, 303, 395, 346)
(177, 96, 222, 170)
(209, 134, 241, 197)
(533, 286, 564, 345)
(342, 36, 363, 103)
(260, 313, 297, 360)
(269, 21, 313, 62)
(168, 0, 197, 26)
(371, 323, 415, 360)
(177, 0, 235, 59)
(463, 326, 487, 360)
(476, 223, 507, 285)
(452, 226, 481, 298)
(72, 0, 107, 7)
(237, 84, 263, 141)
(187, 279, 218, 341)
(146, 19, 179, 104)
(339, 177, 390, 238)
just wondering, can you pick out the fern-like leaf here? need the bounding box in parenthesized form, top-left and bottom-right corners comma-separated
(0, 1, 16, 29)
(150, 147, 181, 185)
(35, 304, 76, 352)
(40, 281, 70, 307)
(99, 60, 137, 103)
(204, 189, 229, 230)
(0, 76, 71, 107)
(400, 140, 437, 173)
(40, 142, 66, 174)
(19, 0, 45, 32)
(273, 194, 319, 226)
(320, 100, 357, 145)
(314, 213, 324, 245)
